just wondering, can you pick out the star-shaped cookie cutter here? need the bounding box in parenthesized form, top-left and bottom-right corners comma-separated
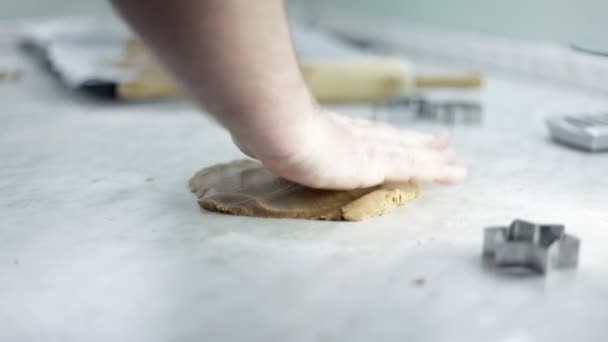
(482, 219, 580, 274)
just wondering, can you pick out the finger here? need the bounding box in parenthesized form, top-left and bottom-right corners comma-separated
(435, 166, 467, 184)
(352, 122, 439, 148)
(368, 144, 457, 165)
(331, 113, 451, 149)
(375, 147, 465, 184)
(330, 113, 378, 128)
(332, 114, 422, 139)
(341, 116, 450, 150)
(376, 148, 439, 182)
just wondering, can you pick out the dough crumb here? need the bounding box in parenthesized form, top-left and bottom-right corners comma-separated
(412, 277, 426, 286)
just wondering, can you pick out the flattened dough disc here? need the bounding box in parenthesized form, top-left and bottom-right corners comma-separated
(189, 159, 420, 221)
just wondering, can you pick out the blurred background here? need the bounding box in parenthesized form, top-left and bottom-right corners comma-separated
(2, 2, 608, 341)
(2, 0, 606, 51)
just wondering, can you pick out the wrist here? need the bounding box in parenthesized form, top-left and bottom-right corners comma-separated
(231, 102, 325, 165)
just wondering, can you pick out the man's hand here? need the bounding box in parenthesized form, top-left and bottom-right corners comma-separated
(235, 108, 466, 189)
(111, 0, 466, 190)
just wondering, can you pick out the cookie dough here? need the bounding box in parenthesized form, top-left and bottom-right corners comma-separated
(189, 159, 420, 221)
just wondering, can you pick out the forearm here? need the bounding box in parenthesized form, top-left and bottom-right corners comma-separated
(110, 0, 316, 158)
(111, 0, 466, 189)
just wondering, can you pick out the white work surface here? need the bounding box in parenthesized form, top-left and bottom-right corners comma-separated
(2, 26, 608, 342)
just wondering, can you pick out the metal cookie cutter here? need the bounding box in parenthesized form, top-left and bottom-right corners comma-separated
(483, 219, 580, 274)
(372, 96, 483, 125)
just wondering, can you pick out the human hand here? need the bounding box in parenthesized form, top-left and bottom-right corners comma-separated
(110, 0, 464, 190)
(235, 108, 467, 190)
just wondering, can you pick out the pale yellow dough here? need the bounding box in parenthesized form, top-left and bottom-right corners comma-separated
(189, 159, 419, 221)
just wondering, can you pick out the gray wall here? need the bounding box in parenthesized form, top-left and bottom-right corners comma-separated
(293, 0, 607, 50)
(2, 0, 606, 50)
(0, 0, 114, 20)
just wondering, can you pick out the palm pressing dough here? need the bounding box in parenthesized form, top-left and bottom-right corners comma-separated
(189, 159, 420, 221)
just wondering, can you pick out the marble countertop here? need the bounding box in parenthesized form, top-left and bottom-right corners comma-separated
(2, 24, 608, 342)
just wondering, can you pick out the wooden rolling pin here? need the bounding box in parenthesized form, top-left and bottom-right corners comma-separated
(117, 52, 482, 102)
